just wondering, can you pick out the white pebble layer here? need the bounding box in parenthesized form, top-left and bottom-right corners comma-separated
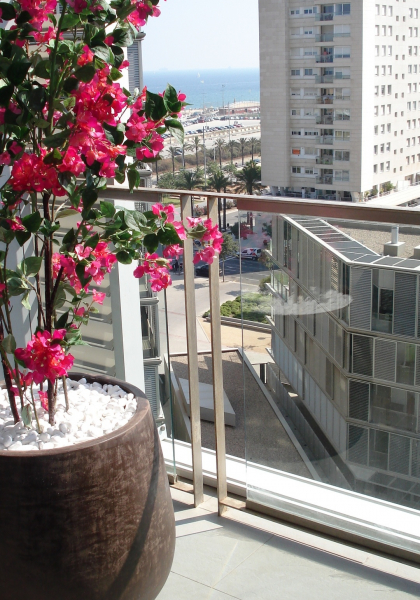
(0, 378, 137, 452)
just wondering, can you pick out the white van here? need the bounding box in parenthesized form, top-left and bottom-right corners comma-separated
(237, 248, 262, 261)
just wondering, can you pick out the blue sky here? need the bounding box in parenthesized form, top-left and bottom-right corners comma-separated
(142, 0, 260, 71)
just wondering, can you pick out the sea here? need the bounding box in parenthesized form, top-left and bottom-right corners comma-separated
(143, 68, 260, 111)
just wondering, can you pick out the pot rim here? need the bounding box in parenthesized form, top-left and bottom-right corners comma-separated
(0, 372, 149, 458)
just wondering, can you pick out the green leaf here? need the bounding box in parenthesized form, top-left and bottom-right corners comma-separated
(61, 13, 81, 29)
(20, 256, 42, 276)
(7, 58, 31, 86)
(15, 230, 31, 246)
(165, 118, 184, 145)
(21, 292, 31, 310)
(116, 250, 132, 264)
(0, 227, 15, 244)
(100, 200, 115, 218)
(21, 210, 42, 233)
(127, 168, 140, 192)
(28, 86, 47, 112)
(76, 263, 91, 288)
(7, 276, 28, 297)
(81, 187, 98, 216)
(145, 91, 167, 121)
(109, 67, 123, 81)
(143, 233, 159, 253)
(63, 77, 79, 93)
(43, 148, 62, 165)
(62, 227, 77, 246)
(15, 10, 31, 25)
(0, 2, 16, 20)
(74, 64, 96, 83)
(84, 233, 99, 250)
(33, 58, 51, 79)
(21, 404, 32, 427)
(93, 45, 114, 64)
(53, 285, 66, 309)
(43, 129, 71, 148)
(55, 310, 69, 329)
(2, 334, 16, 353)
(110, 27, 134, 47)
(55, 208, 79, 219)
(0, 85, 14, 108)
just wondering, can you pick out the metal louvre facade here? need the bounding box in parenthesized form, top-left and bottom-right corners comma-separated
(268, 215, 420, 508)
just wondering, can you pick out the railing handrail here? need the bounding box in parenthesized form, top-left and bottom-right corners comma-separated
(99, 186, 420, 226)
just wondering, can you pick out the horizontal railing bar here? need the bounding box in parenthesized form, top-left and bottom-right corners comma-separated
(99, 186, 420, 226)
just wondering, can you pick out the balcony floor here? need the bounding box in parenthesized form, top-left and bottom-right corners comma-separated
(157, 487, 420, 600)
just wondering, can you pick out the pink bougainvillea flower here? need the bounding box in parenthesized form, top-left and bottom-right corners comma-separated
(15, 330, 74, 384)
(74, 307, 85, 317)
(172, 221, 187, 240)
(58, 147, 86, 176)
(77, 45, 94, 66)
(92, 290, 106, 305)
(163, 244, 183, 259)
(38, 391, 49, 411)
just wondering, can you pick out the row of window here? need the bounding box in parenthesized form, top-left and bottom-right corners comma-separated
(375, 25, 394, 36)
(290, 46, 351, 58)
(291, 149, 350, 161)
(375, 5, 393, 17)
(374, 105, 392, 116)
(373, 162, 391, 173)
(374, 123, 392, 134)
(407, 100, 420, 109)
(290, 4, 350, 17)
(291, 167, 350, 178)
(291, 129, 350, 139)
(374, 143, 392, 154)
(290, 108, 350, 119)
(375, 84, 393, 95)
(406, 136, 420, 146)
(375, 45, 393, 56)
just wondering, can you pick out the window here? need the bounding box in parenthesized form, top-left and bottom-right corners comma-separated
(386, 161, 390, 170)
(375, 45, 380, 57)
(382, 4, 386, 16)
(380, 143, 385, 153)
(291, 130, 302, 136)
(291, 166, 302, 173)
(386, 142, 391, 151)
(374, 164, 378, 173)
(335, 4, 350, 16)
(375, 25, 380, 36)
(381, 85, 386, 96)
(387, 123, 391, 132)
(388, 45, 393, 56)
(382, 25, 387, 36)
(396, 344, 416, 386)
(381, 105, 386, 115)
(290, 9, 300, 16)
(375, 4, 380, 15)
(388, 85, 392, 94)
(374, 125, 379, 134)
(372, 269, 394, 334)
(380, 163, 384, 171)
(388, 26, 393, 36)
(291, 69, 301, 76)
(387, 104, 391, 114)
(334, 150, 350, 161)
(388, 65, 392, 75)
(375, 86, 379, 97)
(375, 66, 379, 76)
(334, 46, 351, 58)
(291, 109, 299, 116)
(388, 6, 393, 17)
(382, 45, 386, 56)
(334, 169, 349, 181)
(381, 65, 386, 76)
(371, 385, 417, 433)
(335, 130, 350, 141)
(381, 124, 385, 133)
(374, 145, 378, 155)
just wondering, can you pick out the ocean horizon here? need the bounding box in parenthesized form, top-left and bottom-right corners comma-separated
(143, 68, 260, 111)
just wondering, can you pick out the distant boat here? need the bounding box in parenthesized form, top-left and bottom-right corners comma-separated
(197, 72, 200, 78)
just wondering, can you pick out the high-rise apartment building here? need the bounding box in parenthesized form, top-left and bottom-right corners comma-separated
(259, 0, 420, 203)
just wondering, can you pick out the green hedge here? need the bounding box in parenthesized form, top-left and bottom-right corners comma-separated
(203, 293, 270, 324)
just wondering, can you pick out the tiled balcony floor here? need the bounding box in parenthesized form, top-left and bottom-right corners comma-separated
(157, 487, 420, 600)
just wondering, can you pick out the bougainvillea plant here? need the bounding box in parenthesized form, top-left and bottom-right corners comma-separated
(0, 0, 222, 426)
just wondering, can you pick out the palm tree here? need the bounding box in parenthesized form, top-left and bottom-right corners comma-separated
(155, 160, 159, 183)
(226, 140, 237, 164)
(168, 146, 178, 175)
(214, 138, 225, 168)
(180, 141, 193, 169)
(178, 168, 204, 191)
(208, 169, 230, 230)
(248, 137, 260, 161)
(234, 160, 262, 195)
(238, 137, 249, 165)
(192, 136, 201, 168)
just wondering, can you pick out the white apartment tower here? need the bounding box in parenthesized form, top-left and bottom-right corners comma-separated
(259, 0, 420, 202)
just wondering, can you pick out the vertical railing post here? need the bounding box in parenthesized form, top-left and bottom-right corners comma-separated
(207, 196, 228, 515)
(180, 194, 204, 506)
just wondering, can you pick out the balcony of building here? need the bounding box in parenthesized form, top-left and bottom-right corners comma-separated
(316, 151, 334, 165)
(316, 112, 334, 125)
(77, 186, 420, 598)
(315, 134, 334, 144)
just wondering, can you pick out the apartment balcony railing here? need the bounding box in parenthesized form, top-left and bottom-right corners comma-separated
(315, 13, 334, 21)
(316, 175, 333, 184)
(333, 174, 350, 182)
(91, 185, 420, 568)
(315, 115, 333, 124)
(315, 32, 351, 42)
(315, 74, 350, 83)
(316, 54, 334, 63)
(316, 156, 334, 164)
(315, 135, 334, 144)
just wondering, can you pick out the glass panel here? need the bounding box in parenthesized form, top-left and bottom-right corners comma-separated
(240, 210, 420, 555)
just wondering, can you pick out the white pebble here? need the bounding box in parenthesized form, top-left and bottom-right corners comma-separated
(3, 435, 12, 448)
(39, 433, 50, 443)
(22, 431, 38, 445)
(8, 441, 22, 450)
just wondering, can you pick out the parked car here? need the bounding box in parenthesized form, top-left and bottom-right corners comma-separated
(236, 248, 262, 261)
(195, 264, 222, 277)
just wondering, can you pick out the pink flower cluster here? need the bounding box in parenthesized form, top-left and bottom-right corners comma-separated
(15, 329, 74, 385)
(10, 151, 65, 196)
(52, 241, 117, 293)
(133, 253, 171, 292)
(18, 0, 58, 30)
(187, 217, 223, 265)
(128, 0, 164, 28)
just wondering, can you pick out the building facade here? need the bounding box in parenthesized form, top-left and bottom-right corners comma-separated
(267, 215, 420, 508)
(259, 0, 420, 202)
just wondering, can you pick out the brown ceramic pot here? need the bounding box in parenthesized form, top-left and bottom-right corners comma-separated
(0, 373, 175, 600)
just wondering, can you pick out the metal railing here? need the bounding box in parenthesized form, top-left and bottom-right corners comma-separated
(99, 185, 420, 559)
(316, 156, 334, 164)
(315, 32, 351, 42)
(315, 135, 334, 144)
(316, 55, 334, 63)
(316, 115, 334, 124)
